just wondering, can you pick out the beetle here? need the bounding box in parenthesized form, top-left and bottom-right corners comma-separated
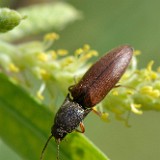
(40, 45, 133, 160)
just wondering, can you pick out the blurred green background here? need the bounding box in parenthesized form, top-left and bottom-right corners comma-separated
(0, 0, 160, 160)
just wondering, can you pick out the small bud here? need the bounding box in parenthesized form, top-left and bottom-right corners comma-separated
(0, 8, 25, 33)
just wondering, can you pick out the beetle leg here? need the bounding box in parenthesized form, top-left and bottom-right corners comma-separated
(68, 85, 75, 92)
(114, 84, 135, 91)
(114, 84, 121, 88)
(68, 76, 79, 92)
(92, 107, 109, 121)
(76, 122, 85, 133)
(92, 107, 102, 117)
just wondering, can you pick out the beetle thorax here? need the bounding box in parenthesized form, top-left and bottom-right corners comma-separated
(51, 95, 85, 140)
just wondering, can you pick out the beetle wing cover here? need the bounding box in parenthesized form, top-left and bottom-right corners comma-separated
(70, 45, 133, 108)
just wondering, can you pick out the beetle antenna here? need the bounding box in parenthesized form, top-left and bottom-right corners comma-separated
(57, 143, 60, 160)
(40, 134, 53, 160)
(56, 138, 60, 160)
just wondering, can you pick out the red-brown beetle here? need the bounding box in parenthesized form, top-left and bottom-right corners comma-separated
(40, 45, 133, 160)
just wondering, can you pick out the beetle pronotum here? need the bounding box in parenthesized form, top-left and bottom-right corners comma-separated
(40, 45, 133, 160)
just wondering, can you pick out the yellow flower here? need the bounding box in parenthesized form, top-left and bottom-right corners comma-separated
(112, 90, 119, 96)
(8, 63, 20, 73)
(60, 57, 74, 67)
(131, 103, 142, 115)
(81, 51, 98, 60)
(44, 32, 59, 41)
(75, 48, 84, 55)
(101, 112, 110, 122)
(147, 60, 154, 71)
(57, 49, 68, 56)
(146, 61, 158, 80)
(133, 50, 141, 56)
(157, 66, 160, 73)
(140, 86, 160, 98)
(39, 69, 50, 80)
(49, 50, 57, 59)
(150, 89, 160, 98)
(37, 83, 46, 100)
(83, 44, 90, 51)
(37, 52, 48, 62)
(37, 91, 44, 100)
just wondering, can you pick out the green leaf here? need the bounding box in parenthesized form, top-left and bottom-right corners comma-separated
(0, 2, 81, 42)
(0, 74, 109, 160)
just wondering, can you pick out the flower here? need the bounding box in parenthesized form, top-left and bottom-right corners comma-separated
(1, 33, 160, 123)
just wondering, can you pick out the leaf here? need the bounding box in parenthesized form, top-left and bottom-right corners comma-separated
(0, 2, 81, 42)
(0, 74, 109, 160)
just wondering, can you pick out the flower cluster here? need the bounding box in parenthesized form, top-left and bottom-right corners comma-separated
(0, 33, 160, 123)
(0, 33, 98, 109)
(102, 51, 160, 124)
